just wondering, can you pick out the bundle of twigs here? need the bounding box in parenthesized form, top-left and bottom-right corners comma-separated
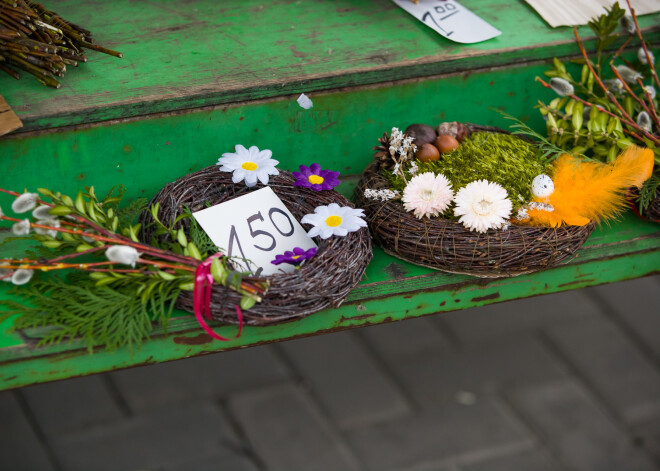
(0, 0, 121, 88)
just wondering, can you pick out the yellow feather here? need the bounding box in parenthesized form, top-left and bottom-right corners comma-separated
(525, 147, 654, 227)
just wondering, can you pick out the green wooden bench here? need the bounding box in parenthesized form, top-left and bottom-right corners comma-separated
(1, 0, 658, 391)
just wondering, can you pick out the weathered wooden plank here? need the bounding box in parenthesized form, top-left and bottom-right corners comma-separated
(1, 0, 658, 132)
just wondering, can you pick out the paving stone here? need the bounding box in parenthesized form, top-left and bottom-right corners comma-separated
(545, 316, 660, 424)
(111, 345, 290, 410)
(162, 449, 259, 471)
(51, 401, 254, 471)
(0, 391, 55, 471)
(359, 316, 453, 359)
(386, 337, 567, 409)
(345, 397, 533, 471)
(229, 382, 361, 471)
(633, 417, 660, 464)
(510, 381, 657, 471)
(280, 330, 411, 428)
(462, 449, 565, 471)
(441, 290, 600, 346)
(22, 375, 124, 437)
(589, 276, 660, 359)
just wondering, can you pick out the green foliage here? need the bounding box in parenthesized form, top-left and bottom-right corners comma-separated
(387, 132, 550, 214)
(639, 174, 660, 212)
(0, 274, 182, 352)
(535, 2, 660, 210)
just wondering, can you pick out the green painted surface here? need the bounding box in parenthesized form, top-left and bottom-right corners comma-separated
(0, 0, 658, 131)
(1, 4, 659, 389)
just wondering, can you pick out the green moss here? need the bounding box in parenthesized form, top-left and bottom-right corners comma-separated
(387, 132, 550, 215)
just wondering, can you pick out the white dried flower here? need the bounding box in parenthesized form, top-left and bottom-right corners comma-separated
(392, 162, 401, 175)
(106, 245, 141, 268)
(529, 202, 554, 212)
(11, 192, 39, 214)
(32, 205, 53, 219)
(637, 111, 652, 131)
(638, 48, 654, 65)
(11, 269, 33, 286)
(364, 189, 400, 201)
(616, 65, 642, 83)
(549, 78, 574, 97)
(453, 180, 512, 233)
(388, 127, 416, 163)
(403, 172, 454, 219)
(621, 14, 636, 34)
(408, 161, 419, 176)
(34, 218, 60, 238)
(12, 219, 30, 236)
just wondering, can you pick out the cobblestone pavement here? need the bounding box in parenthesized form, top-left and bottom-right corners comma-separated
(2, 276, 659, 471)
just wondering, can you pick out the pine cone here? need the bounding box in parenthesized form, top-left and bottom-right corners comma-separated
(373, 132, 395, 169)
(436, 122, 471, 142)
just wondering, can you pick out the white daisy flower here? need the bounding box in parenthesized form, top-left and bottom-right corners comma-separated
(301, 203, 366, 239)
(453, 180, 512, 233)
(106, 245, 141, 268)
(217, 145, 279, 187)
(402, 172, 454, 219)
(11, 269, 33, 286)
(11, 192, 39, 213)
(12, 219, 31, 236)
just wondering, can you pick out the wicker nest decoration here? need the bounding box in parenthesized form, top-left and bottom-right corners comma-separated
(354, 124, 595, 278)
(644, 190, 660, 222)
(141, 166, 372, 326)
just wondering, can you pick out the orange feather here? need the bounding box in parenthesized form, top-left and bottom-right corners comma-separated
(524, 147, 654, 227)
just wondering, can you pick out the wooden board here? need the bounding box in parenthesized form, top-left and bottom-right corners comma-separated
(0, 0, 657, 132)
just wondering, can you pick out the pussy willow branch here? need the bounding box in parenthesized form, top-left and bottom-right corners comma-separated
(609, 63, 660, 131)
(627, 0, 660, 91)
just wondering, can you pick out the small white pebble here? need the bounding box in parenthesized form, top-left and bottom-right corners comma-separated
(455, 391, 477, 406)
(297, 93, 313, 110)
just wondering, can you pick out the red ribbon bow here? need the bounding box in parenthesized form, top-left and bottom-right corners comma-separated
(193, 253, 243, 341)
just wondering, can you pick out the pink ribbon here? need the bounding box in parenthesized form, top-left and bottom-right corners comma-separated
(193, 253, 243, 341)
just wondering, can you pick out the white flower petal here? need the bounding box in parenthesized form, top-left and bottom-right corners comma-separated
(453, 180, 512, 233)
(11, 193, 39, 214)
(244, 171, 258, 187)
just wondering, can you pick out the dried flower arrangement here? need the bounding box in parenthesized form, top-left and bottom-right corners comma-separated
(535, 1, 659, 221)
(0, 146, 371, 351)
(355, 122, 653, 277)
(0, 0, 122, 88)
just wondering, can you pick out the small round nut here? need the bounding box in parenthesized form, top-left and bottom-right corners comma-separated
(417, 143, 440, 162)
(436, 122, 470, 142)
(404, 124, 437, 147)
(434, 134, 460, 154)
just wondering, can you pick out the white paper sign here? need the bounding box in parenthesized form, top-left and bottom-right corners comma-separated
(392, 0, 501, 44)
(192, 187, 317, 276)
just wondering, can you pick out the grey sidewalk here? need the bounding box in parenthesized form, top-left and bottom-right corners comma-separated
(2, 276, 659, 471)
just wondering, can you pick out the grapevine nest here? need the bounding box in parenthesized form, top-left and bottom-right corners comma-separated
(141, 166, 372, 325)
(354, 124, 595, 278)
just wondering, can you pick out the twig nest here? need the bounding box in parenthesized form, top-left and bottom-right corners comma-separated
(417, 143, 441, 162)
(434, 135, 460, 154)
(404, 124, 437, 147)
(436, 122, 470, 142)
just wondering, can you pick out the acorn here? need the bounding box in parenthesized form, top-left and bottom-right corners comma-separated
(436, 122, 470, 142)
(404, 123, 437, 147)
(417, 143, 440, 162)
(434, 134, 460, 154)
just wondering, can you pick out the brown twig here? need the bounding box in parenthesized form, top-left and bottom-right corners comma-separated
(626, 0, 660, 91)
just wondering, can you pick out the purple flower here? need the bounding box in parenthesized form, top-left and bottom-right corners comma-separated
(271, 247, 317, 266)
(292, 163, 340, 191)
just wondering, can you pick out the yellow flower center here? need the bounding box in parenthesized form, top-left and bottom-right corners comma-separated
(473, 199, 492, 216)
(292, 255, 300, 260)
(241, 161, 258, 171)
(420, 189, 434, 201)
(325, 215, 342, 227)
(308, 175, 324, 185)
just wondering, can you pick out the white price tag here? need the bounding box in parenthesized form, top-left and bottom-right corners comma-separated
(192, 187, 317, 276)
(392, 0, 501, 44)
